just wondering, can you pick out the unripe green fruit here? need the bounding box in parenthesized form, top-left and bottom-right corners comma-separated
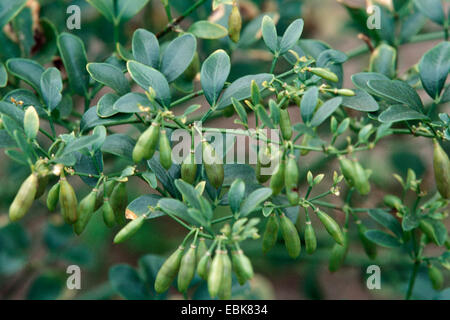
(309, 67, 339, 82)
(222, 105, 235, 118)
(102, 198, 116, 228)
(279, 109, 292, 140)
(285, 155, 299, 190)
(419, 219, 439, 245)
(113, 215, 145, 243)
(95, 180, 116, 210)
(428, 265, 443, 290)
(9, 173, 38, 221)
(270, 160, 285, 195)
(383, 195, 402, 210)
(196, 238, 208, 265)
(339, 157, 357, 188)
(256, 146, 272, 183)
(304, 222, 317, 254)
(262, 213, 279, 254)
(46, 182, 60, 212)
(316, 210, 344, 245)
(132, 121, 160, 163)
(178, 245, 197, 293)
(35, 174, 49, 199)
(300, 133, 312, 156)
(197, 252, 211, 280)
(357, 222, 377, 260)
(59, 176, 78, 225)
(74, 190, 97, 235)
(159, 130, 172, 170)
(110, 182, 128, 226)
(218, 251, 232, 300)
(433, 139, 450, 199)
(181, 151, 197, 184)
(329, 231, 349, 272)
(202, 141, 224, 189)
(280, 213, 301, 258)
(208, 250, 224, 298)
(286, 189, 299, 205)
(353, 160, 370, 195)
(231, 250, 254, 285)
(228, 5, 242, 43)
(154, 246, 185, 294)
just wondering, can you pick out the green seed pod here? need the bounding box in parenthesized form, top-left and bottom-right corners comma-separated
(208, 250, 224, 298)
(357, 222, 377, 260)
(328, 231, 349, 272)
(46, 182, 60, 212)
(339, 157, 357, 188)
(95, 180, 116, 210)
(218, 251, 232, 300)
(304, 222, 317, 254)
(110, 182, 128, 226)
(159, 129, 172, 170)
(59, 176, 78, 225)
(113, 215, 145, 243)
(196, 238, 208, 265)
(336, 89, 356, 97)
(181, 151, 197, 184)
(316, 210, 344, 246)
(102, 198, 116, 228)
(74, 190, 97, 235)
(9, 173, 38, 221)
(155, 246, 185, 294)
(228, 4, 242, 43)
(419, 219, 439, 245)
(182, 52, 200, 81)
(197, 252, 212, 280)
(222, 105, 235, 118)
(35, 174, 49, 199)
(202, 141, 224, 189)
(353, 160, 370, 195)
(286, 189, 299, 205)
(279, 108, 292, 140)
(383, 195, 402, 210)
(262, 213, 279, 254)
(285, 155, 299, 190)
(308, 67, 339, 83)
(269, 160, 285, 195)
(433, 140, 450, 199)
(256, 146, 272, 183)
(178, 244, 197, 293)
(132, 121, 161, 163)
(279, 213, 301, 258)
(428, 265, 443, 290)
(231, 250, 254, 285)
(300, 133, 312, 156)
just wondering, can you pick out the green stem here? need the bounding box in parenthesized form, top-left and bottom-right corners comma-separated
(405, 261, 420, 300)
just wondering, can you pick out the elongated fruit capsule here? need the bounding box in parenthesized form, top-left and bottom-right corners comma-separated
(197, 252, 212, 280)
(228, 4, 242, 43)
(154, 246, 185, 293)
(46, 182, 60, 212)
(279, 213, 301, 258)
(202, 141, 224, 189)
(110, 182, 128, 226)
(74, 190, 97, 235)
(196, 238, 208, 265)
(419, 219, 439, 245)
(113, 215, 145, 243)
(353, 160, 370, 195)
(178, 244, 197, 293)
(329, 230, 349, 272)
(270, 160, 285, 195)
(35, 174, 49, 199)
(208, 250, 224, 298)
(181, 151, 197, 184)
(285, 155, 299, 190)
(428, 265, 443, 290)
(383, 195, 402, 210)
(286, 189, 299, 206)
(339, 157, 357, 188)
(308, 67, 339, 83)
(316, 210, 344, 245)
(59, 176, 78, 224)
(9, 173, 38, 221)
(231, 250, 254, 285)
(132, 121, 160, 163)
(218, 251, 232, 300)
(433, 139, 450, 199)
(256, 146, 272, 183)
(159, 129, 172, 170)
(262, 213, 279, 254)
(95, 180, 116, 210)
(304, 222, 317, 254)
(357, 222, 377, 260)
(102, 198, 116, 228)
(279, 108, 292, 140)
